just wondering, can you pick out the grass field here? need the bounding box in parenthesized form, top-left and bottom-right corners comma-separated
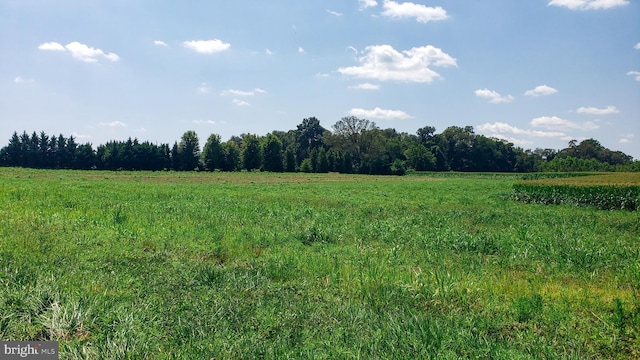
(1, 168, 638, 359)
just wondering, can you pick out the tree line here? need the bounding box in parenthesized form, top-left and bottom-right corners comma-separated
(1, 116, 637, 173)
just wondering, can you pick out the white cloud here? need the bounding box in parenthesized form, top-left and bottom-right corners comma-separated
(221, 88, 266, 97)
(627, 71, 640, 81)
(183, 39, 230, 54)
(72, 132, 92, 140)
(619, 134, 634, 144)
(65, 42, 120, 62)
(265, 48, 274, 55)
(232, 99, 250, 107)
(298, 46, 306, 53)
(197, 83, 210, 94)
(338, 44, 456, 83)
(381, 1, 448, 23)
(530, 116, 599, 131)
(635, 42, 640, 50)
(524, 84, 558, 97)
(348, 107, 413, 120)
(314, 73, 330, 78)
(153, 40, 168, 47)
(327, 10, 343, 16)
(576, 105, 619, 115)
(359, 0, 378, 10)
(99, 121, 127, 127)
(193, 120, 217, 125)
(39, 41, 119, 63)
(474, 89, 514, 104)
(38, 42, 65, 51)
(548, 0, 629, 10)
(582, 121, 600, 130)
(349, 83, 381, 90)
(13, 76, 34, 84)
(477, 122, 566, 138)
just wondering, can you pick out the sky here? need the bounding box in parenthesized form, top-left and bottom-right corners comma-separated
(1, 0, 639, 159)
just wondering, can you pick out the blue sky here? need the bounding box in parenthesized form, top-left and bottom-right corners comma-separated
(2, 0, 639, 158)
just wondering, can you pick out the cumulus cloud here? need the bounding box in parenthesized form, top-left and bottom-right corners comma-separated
(153, 40, 168, 47)
(193, 120, 216, 125)
(474, 89, 514, 104)
(183, 39, 230, 54)
(99, 121, 127, 127)
(221, 88, 266, 97)
(524, 85, 558, 97)
(232, 99, 250, 107)
(298, 46, 306, 54)
(530, 116, 599, 131)
(348, 107, 413, 120)
(547, 0, 629, 10)
(381, 1, 448, 23)
(14, 77, 34, 84)
(477, 122, 566, 138)
(72, 132, 92, 140)
(635, 42, 640, 50)
(197, 83, 210, 94)
(576, 105, 619, 115)
(38, 42, 65, 51)
(338, 44, 456, 83)
(619, 134, 634, 144)
(359, 0, 378, 10)
(66, 42, 119, 62)
(327, 10, 343, 16)
(627, 71, 640, 81)
(39, 41, 120, 63)
(349, 83, 381, 90)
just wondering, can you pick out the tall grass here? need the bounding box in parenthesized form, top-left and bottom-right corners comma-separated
(0, 168, 638, 358)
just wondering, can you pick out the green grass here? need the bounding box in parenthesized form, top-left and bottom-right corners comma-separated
(1, 168, 639, 359)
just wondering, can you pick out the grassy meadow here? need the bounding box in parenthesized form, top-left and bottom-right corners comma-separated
(1, 168, 638, 359)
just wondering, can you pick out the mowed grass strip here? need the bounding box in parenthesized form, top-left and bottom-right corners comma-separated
(1, 168, 638, 359)
(513, 173, 640, 211)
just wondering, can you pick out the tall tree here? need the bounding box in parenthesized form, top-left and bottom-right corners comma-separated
(178, 131, 201, 170)
(221, 141, 240, 171)
(404, 144, 436, 171)
(296, 117, 327, 165)
(284, 145, 297, 172)
(202, 133, 224, 171)
(330, 116, 377, 172)
(241, 134, 262, 171)
(261, 134, 284, 172)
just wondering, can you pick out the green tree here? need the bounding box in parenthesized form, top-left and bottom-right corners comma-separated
(221, 141, 240, 171)
(330, 116, 377, 172)
(435, 126, 475, 171)
(284, 146, 297, 172)
(261, 134, 284, 172)
(178, 131, 201, 170)
(202, 134, 224, 171)
(404, 144, 436, 171)
(242, 134, 262, 171)
(296, 117, 327, 165)
(75, 143, 96, 169)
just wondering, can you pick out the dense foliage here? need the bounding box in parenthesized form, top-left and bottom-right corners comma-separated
(1, 117, 637, 173)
